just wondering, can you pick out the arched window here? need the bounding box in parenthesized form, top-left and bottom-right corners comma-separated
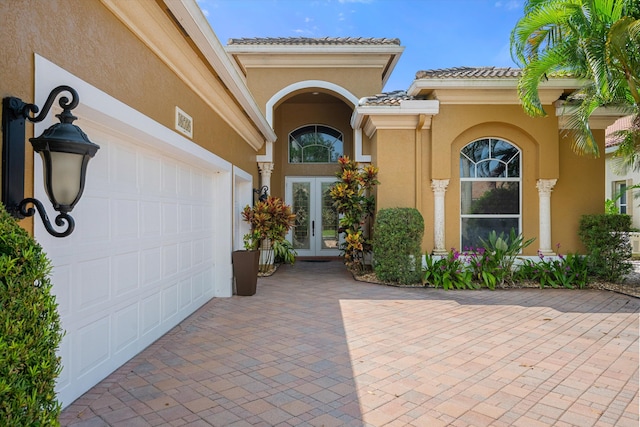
(289, 125, 343, 164)
(460, 138, 521, 249)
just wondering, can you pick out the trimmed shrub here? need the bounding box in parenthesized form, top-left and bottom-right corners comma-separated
(373, 208, 424, 284)
(578, 214, 632, 282)
(0, 206, 64, 425)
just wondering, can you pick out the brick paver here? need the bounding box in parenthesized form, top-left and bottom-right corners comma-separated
(59, 261, 639, 426)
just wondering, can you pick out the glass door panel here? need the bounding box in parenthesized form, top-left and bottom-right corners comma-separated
(321, 181, 339, 250)
(286, 177, 341, 257)
(292, 182, 310, 251)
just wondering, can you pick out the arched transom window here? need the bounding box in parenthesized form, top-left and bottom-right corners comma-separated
(460, 138, 521, 249)
(289, 125, 343, 164)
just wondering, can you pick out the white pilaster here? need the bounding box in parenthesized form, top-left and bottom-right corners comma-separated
(537, 179, 557, 255)
(431, 179, 449, 255)
(257, 162, 274, 192)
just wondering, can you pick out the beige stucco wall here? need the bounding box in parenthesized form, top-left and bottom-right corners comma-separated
(555, 131, 605, 251)
(269, 101, 353, 197)
(244, 67, 383, 113)
(0, 0, 261, 233)
(375, 129, 417, 208)
(370, 103, 605, 255)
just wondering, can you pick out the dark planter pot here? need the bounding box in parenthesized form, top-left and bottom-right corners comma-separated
(232, 250, 259, 296)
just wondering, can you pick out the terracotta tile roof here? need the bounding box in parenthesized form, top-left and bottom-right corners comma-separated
(415, 66, 523, 79)
(606, 115, 634, 148)
(227, 37, 401, 46)
(358, 90, 415, 106)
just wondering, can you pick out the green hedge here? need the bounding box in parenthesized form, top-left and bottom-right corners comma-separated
(0, 207, 63, 425)
(578, 214, 632, 283)
(373, 208, 424, 284)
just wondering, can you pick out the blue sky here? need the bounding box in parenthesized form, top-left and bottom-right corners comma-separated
(199, 0, 526, 91)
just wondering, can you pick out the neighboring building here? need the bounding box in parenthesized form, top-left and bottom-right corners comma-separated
(605, 116, 638, 227)
(604, 115, 640, 254)
(0, 0, 626, 407)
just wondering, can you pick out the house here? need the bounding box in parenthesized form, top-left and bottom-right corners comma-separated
(604, 115, 640, 253)
(605, 116, 638, 224)
(1, 0, 626, 407)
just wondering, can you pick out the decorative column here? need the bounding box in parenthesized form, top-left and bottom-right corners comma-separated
(431, 179, 449, 255)
(257, 162, 274, 193)
(537, 179, 557, 255)
(257, 162, 276, 270)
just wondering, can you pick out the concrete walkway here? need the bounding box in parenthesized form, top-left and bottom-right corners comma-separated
(60, 260, 639, 426)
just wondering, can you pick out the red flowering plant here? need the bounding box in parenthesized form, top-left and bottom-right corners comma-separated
(241, 196, 297, 272)
(329, 156, 379, 272)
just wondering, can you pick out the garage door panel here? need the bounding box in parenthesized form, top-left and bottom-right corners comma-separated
(113, 199, 139, 239)
(162, 284, 179, 321)
(192, 271, 204, 300)
(141, 294, 161, 336)
(162, 163, 178, 195)
(52, 265, 72, 317)
(179, 204, 192, 233)
(112, 145, 138, 191)
(141, 156, 162, 194)
(77, 316, 110, 377)
(179, 278, 191, 310)
(162, 203, 179, 235)
(179, 242, 192, 271)
(192, 204, 204, 231)
(192, 171, 204, 198)
(178, 166, 192, 197)
(77, 258, 110, 309)
(112, 252, 139, 297)
(81, 197, 111, 242)
(162, 243, 179, 278)
(113, 304, 138, 354)
(141, 200, 162, 236)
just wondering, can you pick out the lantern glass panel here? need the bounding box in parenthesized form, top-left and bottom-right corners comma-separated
(46, 151, 83, 206)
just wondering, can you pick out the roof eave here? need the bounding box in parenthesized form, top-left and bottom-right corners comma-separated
(225, 44, 405, 55)
(164, 0, 276, 143)
(351, 100, 440, 129)
(407, 77, 585, 95)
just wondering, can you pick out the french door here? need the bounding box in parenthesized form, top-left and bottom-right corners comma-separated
(285, 177, 341, 257)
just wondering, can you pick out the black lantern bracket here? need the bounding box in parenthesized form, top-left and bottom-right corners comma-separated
(253, 185, 269, 204)
(2, 85, 100, 237)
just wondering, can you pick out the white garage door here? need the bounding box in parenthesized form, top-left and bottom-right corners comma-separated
(35, 116, 232, 407)
(32, 56, 235, 407)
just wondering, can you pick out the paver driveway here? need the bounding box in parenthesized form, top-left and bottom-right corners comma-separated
(59, 260, 639, 426)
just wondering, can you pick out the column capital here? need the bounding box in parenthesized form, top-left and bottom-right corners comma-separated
(257, 162, 275, 174)
(536, 178, 557, 195)
(431, 179, 450, 194)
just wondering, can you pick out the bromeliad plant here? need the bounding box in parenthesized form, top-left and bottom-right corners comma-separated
(516, 248, 590, 289)
(423, 229, 536, 289)
(241, 196, 297, 272)
(469, 229, 536, 288)
(424, 249, 474, 290)
(330, 156, 379, 273)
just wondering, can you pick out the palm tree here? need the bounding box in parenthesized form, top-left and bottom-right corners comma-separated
(510, 0, 640, 157)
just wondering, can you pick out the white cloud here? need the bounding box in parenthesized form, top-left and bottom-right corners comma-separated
(338, 12, 345, 21)
(495, 0, 521, 10)
(338, 0, 373, 3)
(201, 8, 210, 17)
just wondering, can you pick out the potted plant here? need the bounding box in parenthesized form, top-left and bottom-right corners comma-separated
(232, 196, 296, 295)
(232, 230, 261, 296)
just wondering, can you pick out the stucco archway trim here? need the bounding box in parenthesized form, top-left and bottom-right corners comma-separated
(259, 80, 368, 162)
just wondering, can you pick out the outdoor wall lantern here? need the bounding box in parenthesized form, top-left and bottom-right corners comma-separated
(2, 85, 100, 237)
(253, 185, 269, 204)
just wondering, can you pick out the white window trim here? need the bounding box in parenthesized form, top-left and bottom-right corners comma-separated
(459, 138, 522, 249)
